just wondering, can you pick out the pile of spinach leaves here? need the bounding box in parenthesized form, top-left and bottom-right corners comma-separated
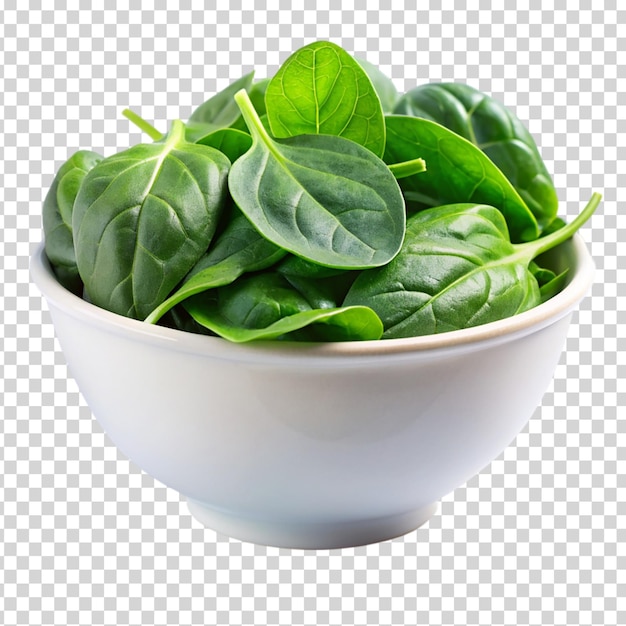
(43, 41, 601, 342)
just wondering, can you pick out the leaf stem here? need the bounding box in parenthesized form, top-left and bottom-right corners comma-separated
(233, 89, 276, 151)
(514, 192, 602, 261)
(122, 108, 163, 141)
(388, 157, 427, 179)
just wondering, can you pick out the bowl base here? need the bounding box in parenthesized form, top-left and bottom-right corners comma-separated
(186, 500, 439, 549)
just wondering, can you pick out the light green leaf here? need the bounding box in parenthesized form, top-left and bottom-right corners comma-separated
(229, 89, 405, 269)
(265, 41, 386, 156)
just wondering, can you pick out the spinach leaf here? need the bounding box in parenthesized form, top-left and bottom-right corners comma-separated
(72, 120, 231, 319)
(344, 193, 601, 338)
(383, 115, 540, 242)
(356, 57, 399, 113)
(528, 260, 557, 287)
(184, 272, 383, 342)
(186, 72, 255, 142)
(538, 269, 569, 303)
(195, 128, 253, 163)
(394, 83, 558, 231)
(145, 208, 286, 324)
(265, 41, 386, 157)
(276, 255, 348, 279)
(277, 256, 359, 305)
(228, 89, 406, 269)
(283, 272, 359, 311)
(43, 150, 103, 293)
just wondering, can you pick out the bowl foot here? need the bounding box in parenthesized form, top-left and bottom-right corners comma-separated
(186, 500, 439, 549)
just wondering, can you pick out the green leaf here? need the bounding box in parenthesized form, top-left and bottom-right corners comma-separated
(265, 41, 386, 157)
(73, 120, 231, 319)
(184, 272, 383, 342)
(539, 269, 569, 303)
(144, 209, 286, 324)
(283, 272, 359, 311)
(528, 260, 557, 287)
(383, 115, 540, 242)
(43, 150, 103, 293)
(344, 194, 601, 338)
(195, 128, 253, 163)
(186, 72, 255, 141)
(229, 89, 406, 269)
(356, 57, 399, 113)
(276, 254, 348, 279)
(394, 83, 559, 231)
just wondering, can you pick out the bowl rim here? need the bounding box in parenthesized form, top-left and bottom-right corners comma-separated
(30, 235, 594, 361)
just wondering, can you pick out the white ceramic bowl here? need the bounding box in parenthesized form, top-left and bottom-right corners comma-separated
(31, 235, 593, 549)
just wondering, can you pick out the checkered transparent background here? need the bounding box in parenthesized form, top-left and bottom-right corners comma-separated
(1, 2, 623, 625)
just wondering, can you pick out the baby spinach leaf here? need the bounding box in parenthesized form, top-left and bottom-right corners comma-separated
(186, 72, 255, 142)
(72, 120, 231, 320)
(356, 57, 399, 113)
(528, 260, 557, 287)
(184, 272, 383, 342)
(394, 83, 558, 231)
(265, 41, 386, 157)
(276, 255, 348, 279)
(144, 209, 286, 324)
(195, 128, 253, 163)
(229, 89, 406, 269)
(283, 272, 359, 311)
(538, 269, 569, 303)
(276, 256, 359, 306)
(43, 150, 103, 293)
(383, 115, 540, 242)
(344, 194, 601, 338)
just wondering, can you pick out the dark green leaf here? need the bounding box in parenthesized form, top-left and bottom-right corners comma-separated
(539, 269, 569, 303)
(265, 41, 386, 156)
(276, 255, 348, 279)
(43, 150, 103, 293)
(394, 83, 559, 231)
(145, 209, 286, 324)
(283, 272, 359, 310)
(383, 115, 539, 242)
(229, 89, 406, 269)
(184, 272, 383, 342)
(73, 120, 231, 319)
(195, 128, 253, 163)
(528, 260, 557, 287)
(344, 194, 601, 338)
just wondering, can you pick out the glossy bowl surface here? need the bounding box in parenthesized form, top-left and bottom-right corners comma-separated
(30, 235, 593, 549)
